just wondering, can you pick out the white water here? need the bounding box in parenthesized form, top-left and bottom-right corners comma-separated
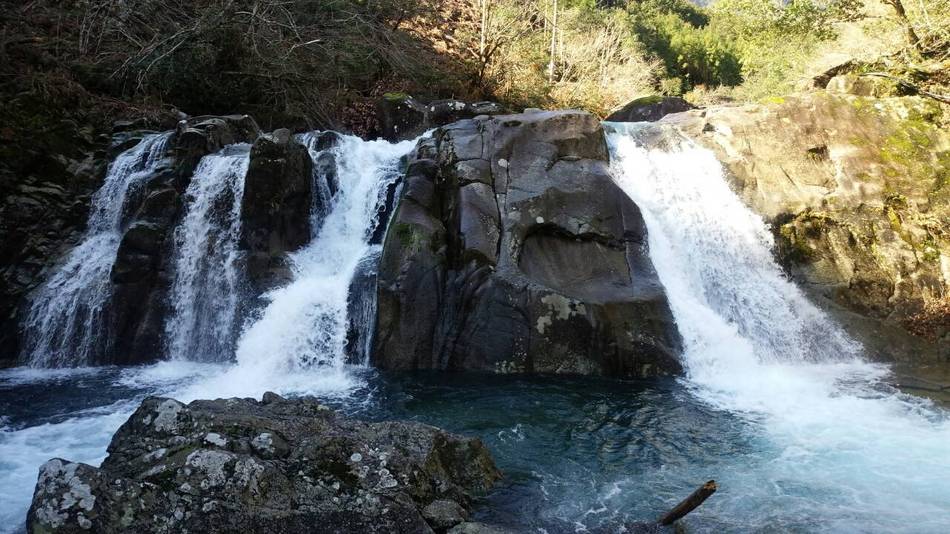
(165, 145, 250, 361)
(606, 124, 950, 532)
(0, 363, 216, 532)
(20, 134, 171, 367)
(0, 133, 416, 532)
(176, 134, 417, 399)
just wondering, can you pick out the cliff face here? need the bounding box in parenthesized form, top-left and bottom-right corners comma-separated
(373, 110, 683, 377)
(665, 92, 949, 363)
(0, 121, 109, 367)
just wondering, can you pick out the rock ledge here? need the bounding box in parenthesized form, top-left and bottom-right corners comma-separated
(28, 393, 500, 533)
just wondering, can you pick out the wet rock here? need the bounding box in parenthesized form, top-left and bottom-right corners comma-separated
(27, 393, 500, 534)
(665, 92, 949, 363)
(423, 499, 469, 531)
(240, 129, 313, 292)
(174, 114, 261, 183)
(374, 110, 682, 377)
(111, 221, 166, 283)
(377, 94, 506, 141)
(606, 96, 695, 123)
(0, 116, 108, 365)
(447, 522, 514, 534)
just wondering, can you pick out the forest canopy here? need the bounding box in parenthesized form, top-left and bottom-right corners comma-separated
(1, 0, 947, 133)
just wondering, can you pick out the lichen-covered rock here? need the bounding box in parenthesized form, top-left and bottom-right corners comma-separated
(665, 92, 949, 362)
(373, 110, 682, 377)
(27, 394, 500, 534)
(423, 499, 469, 531)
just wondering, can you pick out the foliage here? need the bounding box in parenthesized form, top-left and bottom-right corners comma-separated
(629, 6, 743, 91)
(900, 0, 950, 60)
(1, 0, 471, 131)
(2, 0, 943, 133)
(701, 0, 863, 99)
(453, 0, 661, 115)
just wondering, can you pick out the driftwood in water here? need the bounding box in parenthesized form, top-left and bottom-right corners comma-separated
(658, 480, 718, 526)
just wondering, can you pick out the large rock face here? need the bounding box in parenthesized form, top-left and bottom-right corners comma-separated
(0, 120, 108, 367)
(27, 394, 500, 534)
(373, 110, 682, 377)
(663, 92, 949, 362)
(241, 128, 313, 292)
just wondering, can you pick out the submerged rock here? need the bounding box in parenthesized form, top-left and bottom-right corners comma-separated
(27, 394, 500, 533)
(373, 110, 682, 377)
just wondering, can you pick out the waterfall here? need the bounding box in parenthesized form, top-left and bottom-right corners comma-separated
(607, 124, 950, 530)
(164, 145, 250, 362)
(20, 133, 171, 368)
(181, 134, 418, 397)
(605, 124, 862, 376)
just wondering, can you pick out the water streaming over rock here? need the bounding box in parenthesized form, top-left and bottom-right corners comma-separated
(606, 124, 863, 373)
(184, 134, 418, 397)
(3, 123, 950, 532)
(164, 145, 251, 362)
(20, 134, 171, 368)
(606, 123, 950, 531)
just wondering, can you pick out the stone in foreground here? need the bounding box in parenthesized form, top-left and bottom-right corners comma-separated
(27, 393, 500, 533)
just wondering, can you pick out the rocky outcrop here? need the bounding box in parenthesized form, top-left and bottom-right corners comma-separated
(373, 110, 682, 377)
(377, 94, 505, 141)
(108, 116, 262, 364)
(606, 96, 695, 123)
(664, 92, 949, 362)
(241, 129, 313, 292)
(0, 119, 108, 367)
(27, 393, 500, 534)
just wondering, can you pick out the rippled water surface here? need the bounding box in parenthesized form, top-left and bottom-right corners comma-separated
(8, 364, 940, 534)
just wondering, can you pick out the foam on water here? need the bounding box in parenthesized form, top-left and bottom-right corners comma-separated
(606, 123, 950, 532)
(0, 361, 211, 533)
(20, 134, 171, 367)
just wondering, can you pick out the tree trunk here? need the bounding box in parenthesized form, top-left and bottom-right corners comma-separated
(658, 480, 718, 526)
(548, 0, 558, 83)
(886, 0, 924, 54)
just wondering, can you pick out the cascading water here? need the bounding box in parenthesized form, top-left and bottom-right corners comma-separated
(164, 145, 250, 362)
(20, 134, 171, 368)
(6, 122, 950, 533)
(606, 123, 950, 531)
(181, 133, 418, 397)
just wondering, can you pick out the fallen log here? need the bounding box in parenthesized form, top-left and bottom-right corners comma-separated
(658, 480, 718, 526)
